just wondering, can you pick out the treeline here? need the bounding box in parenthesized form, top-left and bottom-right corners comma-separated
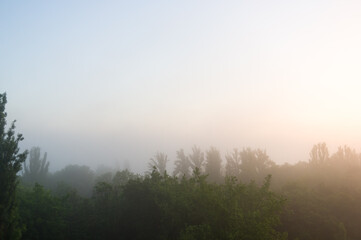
(17, 169, 286, 240)
(3, 92, 361, 239)
(19, 146, 275, 198)
(17, 147, 287, 240)
(17, 143, 361, 240)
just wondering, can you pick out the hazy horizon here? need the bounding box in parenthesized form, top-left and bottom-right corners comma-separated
(2, 1, 361, 173)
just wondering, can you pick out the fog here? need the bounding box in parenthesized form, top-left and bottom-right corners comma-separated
(3, 0, 361, 173)
(10, 105, 361, 173)
(4, 2, 361, 240)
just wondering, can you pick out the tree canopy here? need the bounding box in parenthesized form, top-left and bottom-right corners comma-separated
(0, 93, 28, 240)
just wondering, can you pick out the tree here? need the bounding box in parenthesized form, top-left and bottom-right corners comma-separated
(205, 147, 222, 183)
(189, 146, 205, 174)
(173, 149, 191, 178)
(0, 93, 28, 239)
(112, 169, 137, 186)
(280, 182, 347, 240)
(148, 152, 168, 175)
(22, 147, 49, 185)
(225, 148, 242, 178)
(118, 168, 286, 240)
(239, 148, 275, 183)
(309, 142, 329, 166)
(330, 145, 360, 168)
(52, 165, 95, 197)
(17, 184, 66, 240)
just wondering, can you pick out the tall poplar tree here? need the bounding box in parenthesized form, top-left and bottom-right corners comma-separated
(23, 147, 49, 185)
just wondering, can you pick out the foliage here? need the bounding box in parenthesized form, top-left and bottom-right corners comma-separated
(17, 184, 65, 240)
(4, 94, 361, 240)
(113, 171, 286, 240)
(12, 142, 361, 240)
(0, 93, 28, 240)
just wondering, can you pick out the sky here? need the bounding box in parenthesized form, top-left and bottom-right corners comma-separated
(2, 0, 361, 173)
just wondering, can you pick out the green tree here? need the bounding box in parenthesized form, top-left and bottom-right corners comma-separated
(17, 184, 66, 240)
(0, 93, 28, 240)
(117, 169, 286, 240)
(112, 169, 137, 186)
(280, 183, 347, 240)
(22, 147, 49, 186)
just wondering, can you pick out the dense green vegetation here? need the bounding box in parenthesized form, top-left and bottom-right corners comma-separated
(16, 170, 286, 240)
(0, 93, 28, 240)
(3, 92, 361, 239)
(15, 145, 361, 240)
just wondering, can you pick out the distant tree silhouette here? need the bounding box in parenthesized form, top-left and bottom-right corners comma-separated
(188, 146, 205, 174)
(53, 165, 95, 197)
(240, 148, 275, 183)
(112, 169, 137, 186)
(330, 145, 360, 168)
(225, 148, 242, 177)
(309, 142, 329, 166)
(173, 149, 190, 178)
(23, 147, 49, 185)
(205, 147, 222, 183)
(148, 152, 168, 175)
